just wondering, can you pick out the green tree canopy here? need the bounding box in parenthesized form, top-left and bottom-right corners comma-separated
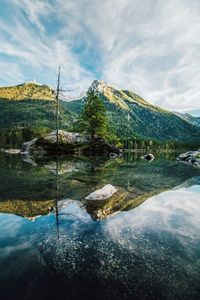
(77, 91, 109, 143)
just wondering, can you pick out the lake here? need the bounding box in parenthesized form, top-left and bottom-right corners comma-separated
(0, 151, 200, 300)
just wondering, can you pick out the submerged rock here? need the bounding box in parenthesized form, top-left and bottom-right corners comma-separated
(85, 184, 118, 200)
(84, 187, 155, 220)
(177, 150, 200, 168)
(21, 130, 122, 157)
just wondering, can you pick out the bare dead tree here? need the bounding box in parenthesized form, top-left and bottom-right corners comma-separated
(55, 156, 60, 239)
(55, 65, 61, 148)
(54, 65, 81, 149)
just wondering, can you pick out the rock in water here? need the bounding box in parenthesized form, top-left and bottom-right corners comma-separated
(20, 130, 122, 156)
(142, 153, 155, 162)
(85, 184, 118, 200)
(177, 150, 200, 167)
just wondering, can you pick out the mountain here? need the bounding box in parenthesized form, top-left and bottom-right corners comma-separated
(0, 81, 76, 147)
(64, 80, 200, 142)
(0, 199, 54, 220)
(0, 80, 54, 101)
(0, 80, 200, 147)
(173, 112, 200, 127)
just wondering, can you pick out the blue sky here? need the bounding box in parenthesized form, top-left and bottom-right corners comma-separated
(0, 0, 200, 115)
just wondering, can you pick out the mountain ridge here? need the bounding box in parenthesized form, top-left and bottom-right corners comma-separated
(0, 80, 200, 144)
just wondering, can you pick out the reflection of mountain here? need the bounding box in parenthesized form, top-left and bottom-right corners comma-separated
(0, 199, 54, 220)
(1, 176, 200, 222)
(1, 153, 200, 220)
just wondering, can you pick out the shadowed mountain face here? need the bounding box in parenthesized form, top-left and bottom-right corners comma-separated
(0, 151, 200, 220)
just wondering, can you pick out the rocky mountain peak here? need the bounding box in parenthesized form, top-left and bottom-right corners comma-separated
(89, 80, 114, 93)
(24, 79, 41, 86)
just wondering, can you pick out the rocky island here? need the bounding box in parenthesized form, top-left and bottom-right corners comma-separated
(21, 130, 122, 157)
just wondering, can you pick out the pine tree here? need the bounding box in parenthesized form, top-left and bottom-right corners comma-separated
(77, 90, 109, 144)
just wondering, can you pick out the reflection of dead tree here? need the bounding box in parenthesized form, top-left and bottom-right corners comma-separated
(55, 157, 60, 239)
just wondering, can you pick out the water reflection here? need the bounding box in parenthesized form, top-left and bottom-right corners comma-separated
(0, 152, 200, 220)
(0, 152, 200, 299)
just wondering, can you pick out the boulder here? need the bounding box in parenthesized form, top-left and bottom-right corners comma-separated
(85, 184, 118, 200)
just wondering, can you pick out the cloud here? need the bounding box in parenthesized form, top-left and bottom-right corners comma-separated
(12, 0, 53, 32)
(0, 0, 94, 95)
(0, 0, 200, 112)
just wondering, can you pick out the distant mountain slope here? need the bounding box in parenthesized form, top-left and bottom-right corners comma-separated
(174, 112, 200, 127)
(65, 80, 200, 142)
(0, 81, 54, 101)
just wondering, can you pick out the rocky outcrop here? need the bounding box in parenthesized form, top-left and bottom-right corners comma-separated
(21, 130, 122, 157)
(177, 150, 200, 168)
(89, 80, 114, 94)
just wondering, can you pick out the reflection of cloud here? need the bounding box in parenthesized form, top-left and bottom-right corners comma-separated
(0, 214, 34, 259)
(58, 199, 93, 233)
(0, 213, 24, 238)
(105, 185, 200, 246)
(0, 241, 31, 258)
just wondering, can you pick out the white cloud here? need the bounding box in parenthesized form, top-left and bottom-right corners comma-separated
(0, 0, 200, 112)
(11, 0, 53, 32)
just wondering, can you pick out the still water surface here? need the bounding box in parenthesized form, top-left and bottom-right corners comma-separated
(0, 152, 200, 300)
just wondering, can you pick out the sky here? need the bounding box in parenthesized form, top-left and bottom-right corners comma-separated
(0, 0, 200, 116)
